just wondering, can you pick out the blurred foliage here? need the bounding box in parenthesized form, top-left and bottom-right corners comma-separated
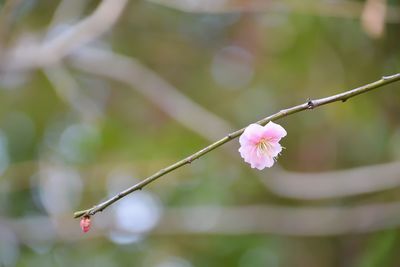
(0, 0, 400, 266)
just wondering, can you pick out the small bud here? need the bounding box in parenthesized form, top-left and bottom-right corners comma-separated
(80, 215, 91, 233)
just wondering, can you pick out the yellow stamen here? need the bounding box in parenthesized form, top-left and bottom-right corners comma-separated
(256, 139, 273, 157)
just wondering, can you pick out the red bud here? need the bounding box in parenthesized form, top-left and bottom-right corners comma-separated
(80, 216, 91, 233)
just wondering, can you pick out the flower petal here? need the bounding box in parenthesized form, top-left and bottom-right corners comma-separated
(239, 123, 264, 146)
(269, 142, 282, 158)
(239, 145, 275, 170)
(262, 121, 287, 141)
(252, 155, 274, 170)
(239, 145, 256, 162)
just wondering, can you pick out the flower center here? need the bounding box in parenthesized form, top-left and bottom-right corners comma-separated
(256, 139, 273, 157)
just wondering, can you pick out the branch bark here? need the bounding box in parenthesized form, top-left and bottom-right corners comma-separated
(70, 48, 400, 200)
(74, 73, 400, 218)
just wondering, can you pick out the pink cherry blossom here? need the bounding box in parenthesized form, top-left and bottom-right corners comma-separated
(80, 216, 91, 233)
(238, 122, 287, 170)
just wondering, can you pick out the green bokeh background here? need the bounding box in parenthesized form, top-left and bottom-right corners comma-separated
(1, 0, 400, 266)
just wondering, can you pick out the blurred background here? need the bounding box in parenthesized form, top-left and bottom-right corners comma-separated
(0, 0, 400, 266)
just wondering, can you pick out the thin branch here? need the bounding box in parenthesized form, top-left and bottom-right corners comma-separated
(74, 73, 400, 218)
(69, 48, 400, 200)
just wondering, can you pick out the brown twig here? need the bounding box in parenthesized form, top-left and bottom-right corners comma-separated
(74, 73, 400, 218)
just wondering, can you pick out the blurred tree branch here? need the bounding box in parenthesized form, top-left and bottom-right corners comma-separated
(48, 0, 88, 30)
(69, 48, 233, 141)
(73, 73, 400, 218)
(44, 63, 103, 123)
(0, 0, 127, 72)
(146, 0, 400, 23)
(5, 158, 400, 201)
(7, 202, 400, 241)
(156, 203, 400, 236)
(265, 161, 400, 200)
(0, 0, 22, 54)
